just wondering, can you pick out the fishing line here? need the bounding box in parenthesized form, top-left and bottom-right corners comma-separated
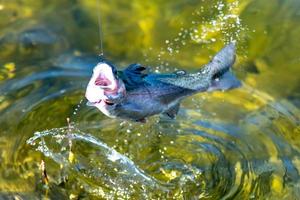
(97, 0, 104, 56)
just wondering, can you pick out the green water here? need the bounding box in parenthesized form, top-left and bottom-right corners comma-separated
(0, 0, 300, 199)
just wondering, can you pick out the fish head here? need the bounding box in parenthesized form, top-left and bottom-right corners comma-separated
(85, 62, 126, 116)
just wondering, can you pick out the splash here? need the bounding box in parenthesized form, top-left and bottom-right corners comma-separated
(27, 126, 168, 198)
(189, 1, 247, 44)
(152, 0, 248, 71)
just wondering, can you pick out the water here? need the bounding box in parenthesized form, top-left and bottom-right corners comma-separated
(0, 0, 300, 199)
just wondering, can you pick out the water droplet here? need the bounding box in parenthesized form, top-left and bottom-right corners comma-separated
(175, 70, 186, 75)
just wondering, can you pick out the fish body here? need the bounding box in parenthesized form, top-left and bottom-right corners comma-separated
(85, 43, 241, 122)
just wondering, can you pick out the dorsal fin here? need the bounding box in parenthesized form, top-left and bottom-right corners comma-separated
(124, 63, 147, 74)
(121, 63, 148, 89)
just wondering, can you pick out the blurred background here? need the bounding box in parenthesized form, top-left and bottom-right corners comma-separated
(0, 0, 300, 199)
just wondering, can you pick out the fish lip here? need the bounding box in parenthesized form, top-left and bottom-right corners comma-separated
(86, 99, 102, 106)
(87, 99, 115, 106)
(99, 85, 114, 89)
(103, 99, 114, 105)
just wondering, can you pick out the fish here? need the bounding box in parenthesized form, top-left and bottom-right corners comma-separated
(85, 43, 241, 122)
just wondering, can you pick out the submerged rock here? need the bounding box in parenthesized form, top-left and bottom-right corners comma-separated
(0, 23, 68, 62)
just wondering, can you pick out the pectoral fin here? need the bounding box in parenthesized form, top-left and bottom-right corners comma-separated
(162, 103, 180, 119)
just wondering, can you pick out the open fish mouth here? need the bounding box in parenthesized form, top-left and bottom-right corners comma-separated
(93, 63, 118, 91)
(85, 62, 127, 108)
(95, 76, 112, 87)
(85, 62, 120, 105)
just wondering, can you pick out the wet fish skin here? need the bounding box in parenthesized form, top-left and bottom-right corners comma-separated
(85, 43, 241, 122)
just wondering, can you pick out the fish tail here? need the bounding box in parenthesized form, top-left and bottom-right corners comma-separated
(203, 42, 241, 91)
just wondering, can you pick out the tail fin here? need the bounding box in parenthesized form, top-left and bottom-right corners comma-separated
(204, 43, 241, 91)
(207, 71, 241, 91)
